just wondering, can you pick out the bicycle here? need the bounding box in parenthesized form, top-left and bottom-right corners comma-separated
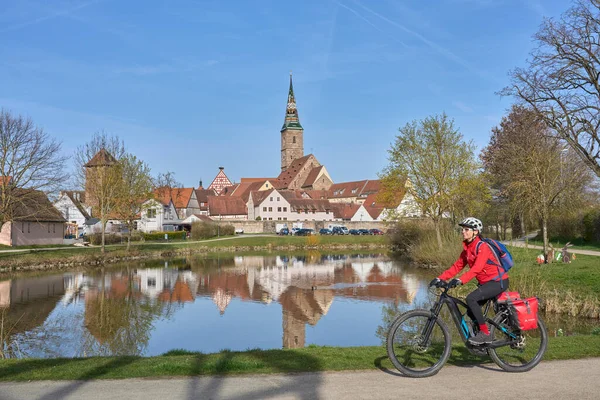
(386, 281, 548, 377)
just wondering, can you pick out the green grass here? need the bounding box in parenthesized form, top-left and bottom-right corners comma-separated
(0, 336, 599, 381)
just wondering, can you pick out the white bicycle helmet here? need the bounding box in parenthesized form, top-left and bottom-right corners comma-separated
(458, 217, 483, 232)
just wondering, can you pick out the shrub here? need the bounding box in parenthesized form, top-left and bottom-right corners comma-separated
(191, 222, 235, 239)
(388, 219, 462, 267)
(143, 231, 187, 241)
(582, 208, 600, 243)
(87, 233, 123, 245)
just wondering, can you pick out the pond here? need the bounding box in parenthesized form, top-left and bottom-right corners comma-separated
(0, 253, 597, 358)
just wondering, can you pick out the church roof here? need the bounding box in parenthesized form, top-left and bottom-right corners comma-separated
(276, 154, 314, 188)
(302, 166, 324, 188)
(281, 73, 303, 132)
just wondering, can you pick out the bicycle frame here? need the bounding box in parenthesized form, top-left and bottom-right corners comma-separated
(426, 286, 519, 352)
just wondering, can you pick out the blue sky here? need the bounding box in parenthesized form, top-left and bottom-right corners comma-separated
(0, 0, 569, 188)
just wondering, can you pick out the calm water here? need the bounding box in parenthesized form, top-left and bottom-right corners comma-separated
(0, 253, 597, 358)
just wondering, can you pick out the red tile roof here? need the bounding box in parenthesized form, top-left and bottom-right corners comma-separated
(276, 155, 312, 188)
(287, 198, 332, 212)
(154, 187, 194, 208)
(302, 166, 324, 188)
(331, 203, 360, 219)
(362, 193, 385, 219)
(84, 148, 117, 167)
(208, 196, 247, 216)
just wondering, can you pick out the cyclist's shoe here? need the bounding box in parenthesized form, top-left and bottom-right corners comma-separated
(468, 332, 492, 345)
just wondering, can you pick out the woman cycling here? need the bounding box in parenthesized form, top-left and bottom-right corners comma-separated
(429, 217, 509, 345)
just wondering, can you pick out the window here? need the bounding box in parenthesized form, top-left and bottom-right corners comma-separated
(277, 207, 282, 212)
(326, 210, 330, 214)
(201, 202, 205, 206)
(283, 207, 287, 212)
(48, 224, 51, 233)
(270, 197, 273, 201)
(263, 207, 267, 212)
(148, 278, 156, 287)
(266, 183, 269, 188)
(28, 223, 30, 233)
(53, 224, 56, 233)
(147, 209, 156, 218)
(352, 188, 358, 194)
(277, 217, 282, 220)
(312, 210, 315, 214)
(268, 217, 273, 220)
(293, 136, 296, 143)
(268, 207, 273, 212)
(283, 217, 287, 221)
(21, 222, 24, 232)
(297, 210, 301, 214)
(277, 197, 280, 201)
(305, 210, 308, 214)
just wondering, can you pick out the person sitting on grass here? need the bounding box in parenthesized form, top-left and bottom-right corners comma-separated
(429, 217, 509, 345)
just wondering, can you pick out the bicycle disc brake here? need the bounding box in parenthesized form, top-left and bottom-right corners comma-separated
(412, 335, 429, 353)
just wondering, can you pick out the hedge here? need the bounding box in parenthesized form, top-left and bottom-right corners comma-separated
(142, 231, 187, 241)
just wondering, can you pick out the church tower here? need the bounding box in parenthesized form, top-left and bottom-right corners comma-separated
(281, 73, 304, 172)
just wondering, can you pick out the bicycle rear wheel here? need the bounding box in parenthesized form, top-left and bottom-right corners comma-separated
(488, 312, 548, 372)
(386, 310, 451, 378)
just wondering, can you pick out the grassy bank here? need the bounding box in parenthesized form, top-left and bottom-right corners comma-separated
(0, 235, 388, 272)
(0, 336, 598, 381)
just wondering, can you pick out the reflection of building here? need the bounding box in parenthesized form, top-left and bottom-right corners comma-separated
(0, 275, 66, 354)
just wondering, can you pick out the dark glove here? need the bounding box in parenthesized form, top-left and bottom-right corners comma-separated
(448, 278, 462, 288)
(429, 278, 441, 288)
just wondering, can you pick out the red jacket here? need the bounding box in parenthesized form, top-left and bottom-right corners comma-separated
(438, 236, 508, 284)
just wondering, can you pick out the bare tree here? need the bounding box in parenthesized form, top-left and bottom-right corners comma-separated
(154, 171, 185, 218)
(481, 106, 592, 259)
(75, 132, 126, 252)
(0, 109, 67, 228)
(113, 154, 154, 250)
(379, 113, 484, 249)
(503, 0, 600, 178)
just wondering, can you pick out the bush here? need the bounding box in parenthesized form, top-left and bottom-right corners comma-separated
(87, 233, 123, 245)
(143, 231, 187, 241)
(582, 208, 600, 243)
(191, 222, 235, 239)
(388, 219, 461, 267)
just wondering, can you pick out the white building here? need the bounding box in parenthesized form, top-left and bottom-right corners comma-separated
(53, 191, 92, 233)
(137, 198, 182, 233)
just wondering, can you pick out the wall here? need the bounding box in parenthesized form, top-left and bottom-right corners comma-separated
(12, 221, 65, 246)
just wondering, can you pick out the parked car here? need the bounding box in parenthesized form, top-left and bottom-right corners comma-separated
(295, 228, 314, 236)
(331, 226, 349, 235)
(349, 229, 361, 235)
(319, 228, 332, 235)
(358, 228, 371, 235)
(279, 228, 290, 235)
(291, 227, 301, 235)
(369, 228, 384, 235)
(235, 228, 244, 234)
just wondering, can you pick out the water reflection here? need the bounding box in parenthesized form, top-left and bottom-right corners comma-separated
(0, 253, 595, 359)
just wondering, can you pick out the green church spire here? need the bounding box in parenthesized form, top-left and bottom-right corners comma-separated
(281, 72, 303, 132)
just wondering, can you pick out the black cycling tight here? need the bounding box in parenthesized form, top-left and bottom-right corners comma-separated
(466, 279, 509, 325)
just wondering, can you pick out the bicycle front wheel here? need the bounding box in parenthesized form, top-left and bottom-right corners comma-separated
(386, 310, 451, 378)
(488, 312, 548, 372)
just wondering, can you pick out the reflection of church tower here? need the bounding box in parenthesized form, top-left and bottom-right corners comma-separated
(280, 287, 334, 349)
(281, 73, 304, 172)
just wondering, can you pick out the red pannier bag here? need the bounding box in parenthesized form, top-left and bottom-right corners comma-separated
(496, 291, 521, 303)
(509, 297, 539, 331)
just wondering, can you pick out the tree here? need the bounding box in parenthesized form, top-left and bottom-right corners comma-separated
(0, 109, 67, 228)
(503, 0, 600, 178)
(75, 132, 126, 253)
(481, 105, 592, 259)
(379, 113, 483, 249)
(113, 154, 154, 251)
